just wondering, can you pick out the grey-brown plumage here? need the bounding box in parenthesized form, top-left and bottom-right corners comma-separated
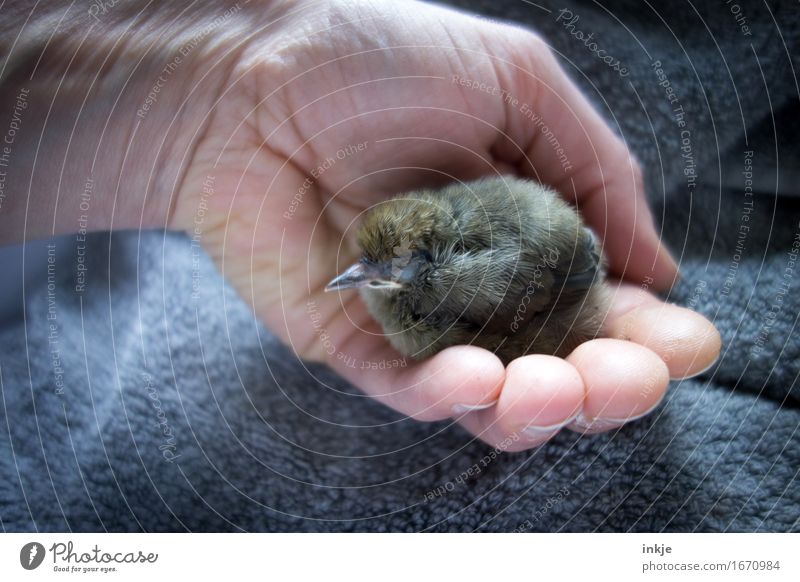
(326, 176, 610, 364)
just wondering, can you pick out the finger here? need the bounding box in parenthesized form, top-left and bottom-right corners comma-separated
(566, 338, 669, 434)
(456, 355, 585, 452)
(492, 31, 679, 290)
(330, 337, 505, 422)
(603, 281, 721, 378)
(606, 300, 722, 380)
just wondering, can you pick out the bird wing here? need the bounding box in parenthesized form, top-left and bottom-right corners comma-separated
(410, 246, 545, 329)
(476, 227, 602, 334)
(551, 227, 603, 292)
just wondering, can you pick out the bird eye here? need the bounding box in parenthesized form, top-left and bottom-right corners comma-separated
(414, 249, 433, 262)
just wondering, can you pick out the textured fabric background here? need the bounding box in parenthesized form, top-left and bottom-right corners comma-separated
(1, 0, 798, 531)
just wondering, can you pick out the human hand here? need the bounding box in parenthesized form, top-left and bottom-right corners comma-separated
(172, 0, 720, 450)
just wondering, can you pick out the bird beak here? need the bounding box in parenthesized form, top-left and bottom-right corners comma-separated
(324, 260, 402, 292)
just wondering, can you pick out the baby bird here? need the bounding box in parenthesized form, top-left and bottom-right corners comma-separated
(325, 176, 610, 364)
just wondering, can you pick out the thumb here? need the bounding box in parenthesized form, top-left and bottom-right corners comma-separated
(490, 30, 678, 291)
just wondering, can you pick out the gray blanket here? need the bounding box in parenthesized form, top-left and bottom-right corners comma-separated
(1, 0, 798, 532)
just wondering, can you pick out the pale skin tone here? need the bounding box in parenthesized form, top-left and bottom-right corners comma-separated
(1, 0, 720, 452)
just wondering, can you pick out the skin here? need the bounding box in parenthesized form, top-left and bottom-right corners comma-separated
(0, 0, 721, 451)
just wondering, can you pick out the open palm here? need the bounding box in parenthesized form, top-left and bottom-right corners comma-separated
(173, 0, 719, 450)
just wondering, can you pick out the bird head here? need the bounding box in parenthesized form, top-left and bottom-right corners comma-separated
(325, 195, 458, 294)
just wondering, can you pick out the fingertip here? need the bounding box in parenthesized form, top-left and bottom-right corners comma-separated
(403, 345, 505, 421)
(608, 304, 721, 379)
(502, 355, 584, 432)
(567, 338, 669, 422)
(428, 345, 506, 388)
(603, 281, 661, 323)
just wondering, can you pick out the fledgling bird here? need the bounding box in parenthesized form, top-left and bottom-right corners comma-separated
(325, 176, 610, 364)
